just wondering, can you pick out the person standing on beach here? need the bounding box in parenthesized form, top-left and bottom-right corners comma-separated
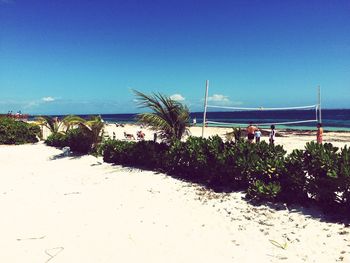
(193, 117, 197, 126)
(255, 128, 262, 143)
(246, 122, 257, 143)
(317, 123, 323, 144)
(269, 125, 276, 144)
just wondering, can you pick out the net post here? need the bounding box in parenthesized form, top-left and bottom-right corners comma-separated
(202, 80, 209, 138)
(318, 85, 322, 124)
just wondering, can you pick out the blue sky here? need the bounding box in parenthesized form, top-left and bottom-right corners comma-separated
(1, 0, 349, 114)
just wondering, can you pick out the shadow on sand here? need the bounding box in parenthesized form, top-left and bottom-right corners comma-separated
(49, 152, 84, 161)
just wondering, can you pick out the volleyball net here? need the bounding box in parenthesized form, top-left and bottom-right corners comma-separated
(205, 104, 319, 127)
(201, 80, 322, 136)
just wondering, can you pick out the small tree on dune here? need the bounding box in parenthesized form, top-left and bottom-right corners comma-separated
(133, 90, 190, 141)
(35, 115, 86, 134)
(77, 115, 105, 151)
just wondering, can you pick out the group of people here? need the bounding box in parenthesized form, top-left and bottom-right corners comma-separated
(6, 110, 28, 120)
(246, 123, 276, 144)
(246, 122, 324, 144)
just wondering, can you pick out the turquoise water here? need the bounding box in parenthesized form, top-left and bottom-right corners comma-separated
(28, 109, 350, 131)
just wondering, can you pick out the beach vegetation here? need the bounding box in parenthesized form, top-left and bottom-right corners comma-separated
(66, 128, 94, 154)
(36, 115, 86, 134)
(338, 146, 350, 209)
(76, 115, 104, 151)
(45, 132, 68, 148)
(0, 117, 41, 144)
(45, 115, 104, 154)
(99, 137, 350, 215)
(133, 90, 190, 141)
(225, 127, 243, 142)
(280, 149, 308, 202)
(303, 142, 340, 209)
(102, 139, 168, 169)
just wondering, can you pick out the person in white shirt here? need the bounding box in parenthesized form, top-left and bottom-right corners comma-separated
(193, 117, 197, 126)
(255, 128, 262, 143)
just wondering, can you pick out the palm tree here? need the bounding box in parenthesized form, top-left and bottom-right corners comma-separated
(133, 90, 190, 141)
(35, 116, 61, 134)
(61, 115, 86, 132)
(35, 115, 86, 134)
(78, 115, 105, 150)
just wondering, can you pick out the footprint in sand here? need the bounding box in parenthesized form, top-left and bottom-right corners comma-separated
(45, 247, 64, 262)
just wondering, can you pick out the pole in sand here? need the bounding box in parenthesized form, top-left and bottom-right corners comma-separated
(318, 85, 322, 124)
(202, 80, 209, 138)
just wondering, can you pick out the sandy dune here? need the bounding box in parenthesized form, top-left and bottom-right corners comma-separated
(0, 143, 349, 262)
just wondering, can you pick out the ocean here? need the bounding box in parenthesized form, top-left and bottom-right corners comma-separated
(31, 109, 350, 131)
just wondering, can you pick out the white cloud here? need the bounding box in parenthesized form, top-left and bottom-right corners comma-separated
(208, 94, 230, 103)
(170, 94, 185, 101)
(206, 94, 243, 106)
(42, 96, 55, 102)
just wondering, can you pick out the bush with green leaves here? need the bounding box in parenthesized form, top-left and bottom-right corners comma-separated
(101, 139, 168, 169)
(45, 127, 96, 154)
(44, 115, 104, 154)
(303, 142, 341, 209)
(240, 141, 286, 200)
(299, 142, 350, 211)
(280, 149, 308, 203)
(129, 140, 169, 169)
(99, 135, 350, 215)
(247, 180, 282, 201)
(338, 146, 350, 209)
(45, 133, 69, 148)
(65, 128, 94, 154)
(45, 128, 93, 154)
(0, 117, 40, 144)
(102, 139, 136, 164)
(165, 136, 229, 187)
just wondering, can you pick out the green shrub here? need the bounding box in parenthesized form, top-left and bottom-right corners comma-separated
(247, 180, 281, 201)
(101, 139, 169, 169)
(66, 128, 94, 154)
(101, 139, 137, 165)
(0, 117, 40, 144)
(280, 149, 308, 203)
(337, 146, 350, 209)
(303, 142, 340, 209)
(98, 134, 350, 216)
(242, 141, 285, 200)
(45, 133, 69, 148)
(44, 128, 93, 154)
(166, 136, 226, 184)
(129, 140, 169, 169)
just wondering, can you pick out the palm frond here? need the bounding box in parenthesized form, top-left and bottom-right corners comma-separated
(133, 90, 190, 141)
(35, 116, 61, 133)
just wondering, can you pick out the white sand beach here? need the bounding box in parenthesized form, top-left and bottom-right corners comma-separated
(1, 132, 349, 262)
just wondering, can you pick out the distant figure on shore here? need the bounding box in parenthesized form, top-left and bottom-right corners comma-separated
(193, 118, 197, 126)
(269, 125, 276, 145)
(124, 132, 135, 140)
(153, 132, 157, 142)
(112, 132, 116, 140)
(246, 122, 257, 143)
(137, 130, 145, 140)
(255, 128, 262, 143)
(317, 123, 323, 144)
